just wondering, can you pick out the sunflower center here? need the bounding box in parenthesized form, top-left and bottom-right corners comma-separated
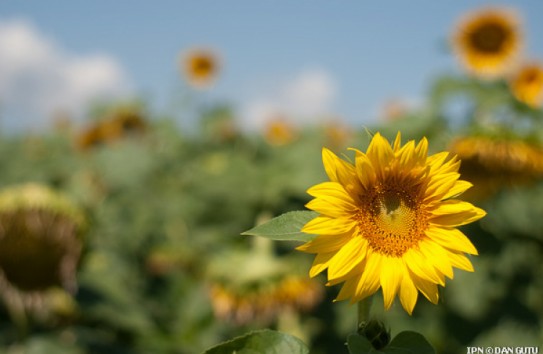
(193, 58, 213, 76)
(377, 193, 415, 232)
(470, 23, 509, 53)
(522, 69, 540, 84)
(357, 184, 426, 257)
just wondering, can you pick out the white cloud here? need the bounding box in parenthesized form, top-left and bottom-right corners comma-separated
(239, 68, 337, 130)
(0, 19, 131, 131)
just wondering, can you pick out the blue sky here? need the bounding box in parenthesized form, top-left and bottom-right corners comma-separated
(1, 1, 542, 132)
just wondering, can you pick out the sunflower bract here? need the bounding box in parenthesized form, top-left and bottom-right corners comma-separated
(297, 132, 486, 314)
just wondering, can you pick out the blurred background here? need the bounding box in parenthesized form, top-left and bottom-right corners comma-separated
(0, 1, 543, 353)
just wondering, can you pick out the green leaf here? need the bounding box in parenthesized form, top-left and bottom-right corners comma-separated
(241, 211, 318, 242)
(201, 329, 309, 354)
(385, 331, 435, 354)
(347, 334, 379, 354)
(347, 331, 435, 354)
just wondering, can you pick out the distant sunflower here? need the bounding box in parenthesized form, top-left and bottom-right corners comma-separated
(0, 184, 85, 312)
(181, 48, 220, 89)
(324, 122, 352, 150)
(207, 244, 322, 326)
(264, 118, 297, 146)
(449, 135, 543, 199)
(75, 107, 147, 151)
(509, 62, 543, 108)
(209, 276, 322, 326)
(452, 7, 522, 78)
(297, 133, 485, 314)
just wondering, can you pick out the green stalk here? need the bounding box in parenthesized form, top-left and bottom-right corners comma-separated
(357, 296, 373, 331)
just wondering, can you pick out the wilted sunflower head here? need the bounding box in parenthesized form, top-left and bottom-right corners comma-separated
(452, 7, 522, 79)
(0, 184, 85, 303)
(207, 247, 323, 326)
(297, 132, 485, 314)
(449, 135, 543, 199)
(181, 48, 220, 89)
(509, 61, 543, 108)
(209, 276, 323, 326)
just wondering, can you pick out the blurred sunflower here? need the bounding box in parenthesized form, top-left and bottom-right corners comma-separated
(181, 48, 220, 89)
(509, 61, 543, 108)
(264, 118, 297, 146)
(207, 241, 323, 326)
(451, 7, 522, 79)
(324, 122, 352, 150)
(0, 184, 85, 312)
(449, 135, 543, 199)
(76, 106, 147, 150)
(297, 132, 485, 314)
(209, 276, 322, 326)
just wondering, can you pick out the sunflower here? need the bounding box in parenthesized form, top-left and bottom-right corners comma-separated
(0, 184, 85, 314)
(75, 107, 147, 151)
(207, 239, 323, 326)
(181, 48, 220, 89)
(297, 132, 485, 314)
(209, 276, 322, 326)
(451, 7, 522, 79)
(509, 62, 543, 108)
(449, 135, 543, 199)
(264, 118, 297, 146)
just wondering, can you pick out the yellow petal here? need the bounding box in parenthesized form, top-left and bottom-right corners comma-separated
(366, 133, 394, 176)
(352, 150, 377, 189)
(326, 262, 364, 286)
(352, 253, 382, 303)
(448, 251, 475, 272)
(411, 273, 439, 304)
(403, 248, 445, 285)
(309, 252, 335, 277)
(301, 215, 356, 236)
(327, 236, 367, 281)
(427, 151, 450, 169)
(425, 227, 478, 255)
(307, 182, 353, 201)
(322, 148, 356, 187)
(442, 180, 473, 200)
(393, 132, 402, 151)
(379, 256, 403, 310)
(305, 197, 355, 218)
(424, 172, 460, 202)
(430, 200, 486, 226)
(296, 232, 352, 253)
(334, 273, 362, 302)
(419, 240, 454, 280)
(396, 140, 417, 170)
(414, 137, 429, 164)
(433, 153, 460, 174)
(399, 270, 418, 315)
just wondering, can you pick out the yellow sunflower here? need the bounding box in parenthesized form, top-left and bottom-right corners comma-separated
(297, 132, 486, 314)
(452, 7, 522, 79)
(181, 48, 220, 89)
(509, 62, 543, 108)
(264, 118, 297, 146)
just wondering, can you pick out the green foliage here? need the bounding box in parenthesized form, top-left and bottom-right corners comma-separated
(347, 331, 435, 354)
(202, 329, 309, 354)
(1, 46, 543, 353)
(242, 211, 318, 242)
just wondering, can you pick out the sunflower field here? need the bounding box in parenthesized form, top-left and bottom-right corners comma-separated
(0, 5, 543, 354)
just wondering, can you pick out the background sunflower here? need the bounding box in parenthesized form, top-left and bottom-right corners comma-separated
(452, 7, 522, 79)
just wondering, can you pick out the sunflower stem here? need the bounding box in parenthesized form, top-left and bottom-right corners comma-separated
(357, 296, 373, 331)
